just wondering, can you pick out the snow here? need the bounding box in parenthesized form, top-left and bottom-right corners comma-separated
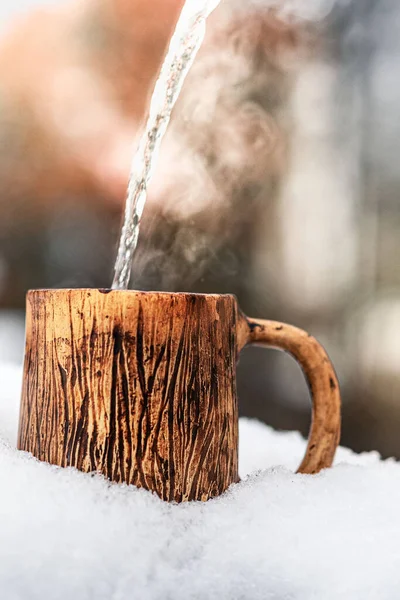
(0, 360, 399, 600)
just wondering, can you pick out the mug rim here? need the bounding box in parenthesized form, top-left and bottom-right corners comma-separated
(27, 288, 237, 301)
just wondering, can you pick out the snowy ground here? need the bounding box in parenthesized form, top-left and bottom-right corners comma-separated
(0, 360, 399, 600)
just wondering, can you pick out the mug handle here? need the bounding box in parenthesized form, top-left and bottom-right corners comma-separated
(238, 315, 341, 474)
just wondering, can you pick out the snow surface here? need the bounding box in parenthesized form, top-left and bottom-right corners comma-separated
(0, 361, 399, 600)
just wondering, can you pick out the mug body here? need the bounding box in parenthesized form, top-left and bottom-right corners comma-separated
(18, 289, 240, 502)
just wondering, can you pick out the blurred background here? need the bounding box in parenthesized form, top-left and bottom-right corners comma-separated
(0, 0, 399, 457)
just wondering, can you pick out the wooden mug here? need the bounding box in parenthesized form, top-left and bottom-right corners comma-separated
(18, 289, 341, 502)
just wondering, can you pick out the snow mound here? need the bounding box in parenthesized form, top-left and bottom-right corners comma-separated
(0, 361, 398, 600)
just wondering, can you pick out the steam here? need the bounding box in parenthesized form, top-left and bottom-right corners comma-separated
(230, 0, 339, 22)
(132, 0, 338, 290)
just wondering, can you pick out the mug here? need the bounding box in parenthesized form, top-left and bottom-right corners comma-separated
(18, 289, 341, 502)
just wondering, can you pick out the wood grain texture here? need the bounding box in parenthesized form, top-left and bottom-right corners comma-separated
(18, 289, 341, 503)
(18, 289, 239, 502)
(238, 315, 341, 474)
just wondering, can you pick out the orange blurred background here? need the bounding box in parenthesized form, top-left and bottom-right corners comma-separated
(1, 0, 400, 459)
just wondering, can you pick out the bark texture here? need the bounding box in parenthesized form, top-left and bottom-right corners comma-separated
(18, 289, 239, 502)
(18, 288, 341, 503)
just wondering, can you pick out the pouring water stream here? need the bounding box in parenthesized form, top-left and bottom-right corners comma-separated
(112, 0, 221, 290)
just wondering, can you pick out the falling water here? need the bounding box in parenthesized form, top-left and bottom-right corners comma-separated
(112, 0, 221, 290)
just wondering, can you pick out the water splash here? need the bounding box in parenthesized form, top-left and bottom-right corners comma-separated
(112, 0, 221, 290)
